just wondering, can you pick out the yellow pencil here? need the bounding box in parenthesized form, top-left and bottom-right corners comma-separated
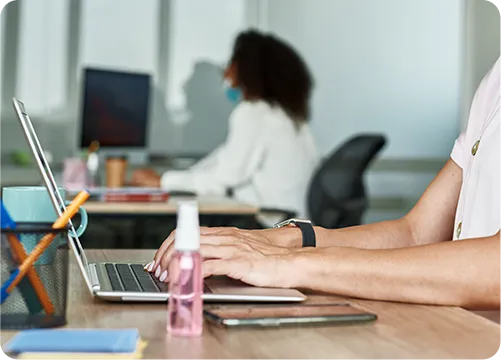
(7, 191, 90, 293)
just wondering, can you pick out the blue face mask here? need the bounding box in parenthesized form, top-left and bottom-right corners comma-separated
(223, 79, 242, 104)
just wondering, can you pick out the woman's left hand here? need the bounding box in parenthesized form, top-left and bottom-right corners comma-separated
(149, 228, 299, 288)
(199, 235, 297, 288)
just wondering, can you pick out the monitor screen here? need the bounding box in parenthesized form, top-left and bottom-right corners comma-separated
(79, 68, 151, 148)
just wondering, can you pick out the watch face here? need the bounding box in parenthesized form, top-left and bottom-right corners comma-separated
(291, 219, 312, 225)
(273, 218, 311, 228)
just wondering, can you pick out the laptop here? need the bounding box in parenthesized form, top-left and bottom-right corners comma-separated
(12, 98, 306, 303)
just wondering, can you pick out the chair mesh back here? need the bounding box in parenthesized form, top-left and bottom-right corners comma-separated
(307, 134, 386, 228)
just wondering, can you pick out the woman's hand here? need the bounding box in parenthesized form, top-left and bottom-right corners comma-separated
(200, 242, 298, 288)
(130, 169, 161, 187)
(146, 227, 301, 284)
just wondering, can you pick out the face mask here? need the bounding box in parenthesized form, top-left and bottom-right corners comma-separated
(223, 79, 242, 104)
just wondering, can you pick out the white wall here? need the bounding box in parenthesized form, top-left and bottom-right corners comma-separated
(0, 4, 5, 112)
(165, 0, 246, 110)
(79, 0, 159, 75)
(462, 0, 500, 130)
(266, 0, 464, 159)
(16, 0, 69, 116)
(0, 0, 9, 11)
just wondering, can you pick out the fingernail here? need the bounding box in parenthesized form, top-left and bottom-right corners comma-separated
(144, 261, 152, 270)
(148, 261, 155, 272)
(155, 266, 162, 278)
(159, 270, 168, 282)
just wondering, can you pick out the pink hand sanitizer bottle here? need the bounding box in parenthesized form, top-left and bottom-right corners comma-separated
(167, 201, 203, 336)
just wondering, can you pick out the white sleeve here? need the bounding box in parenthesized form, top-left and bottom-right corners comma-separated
(160, 104, 266, 194)
(159, 146, 224, 192)
(190, 145, 223, 172)
(189, 104, 266, 195)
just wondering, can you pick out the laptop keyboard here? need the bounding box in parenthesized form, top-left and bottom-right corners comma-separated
(130, 264, 166, 292)
(104, 263, 166, 292)
(104, 263, 211, 293)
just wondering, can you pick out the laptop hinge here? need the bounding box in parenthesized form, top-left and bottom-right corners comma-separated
(87, 263, 101, 291)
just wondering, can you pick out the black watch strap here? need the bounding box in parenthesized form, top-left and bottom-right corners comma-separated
(295, 221, 316, 247)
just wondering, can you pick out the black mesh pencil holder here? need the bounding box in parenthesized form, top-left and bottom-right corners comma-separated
(0, 223, 69, 329)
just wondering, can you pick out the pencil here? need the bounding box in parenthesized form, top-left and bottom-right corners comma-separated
(6, 234, 55, 314)
(6, 191, 90, 293)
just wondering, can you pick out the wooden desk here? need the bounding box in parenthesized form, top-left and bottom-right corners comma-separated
(2, 250, 499, 358)
(83, 196, 258, 216)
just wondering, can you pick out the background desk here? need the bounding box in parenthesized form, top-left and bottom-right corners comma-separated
(2, 250, 499, 359)
(83, 195, 258, 215)
(79, 196, 258, 249)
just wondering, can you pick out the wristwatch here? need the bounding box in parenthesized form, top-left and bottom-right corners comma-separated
(273, 218, 316, 247)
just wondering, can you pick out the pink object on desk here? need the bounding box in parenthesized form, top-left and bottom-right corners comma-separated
(167, 202, 203, 337)
(63, 158, 88, 191)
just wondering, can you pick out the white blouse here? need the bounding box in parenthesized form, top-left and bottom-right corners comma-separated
(451, 57, 500, 240)
(161, 100, 320, 218)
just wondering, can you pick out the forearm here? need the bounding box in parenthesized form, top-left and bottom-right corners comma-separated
(314, 218, 416, 249)
(284, 159, 461, 250)
(290, 233, 500, 309)
(277, 218, 416, 249)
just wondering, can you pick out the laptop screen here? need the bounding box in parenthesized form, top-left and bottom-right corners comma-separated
(12, 98, 90, 271)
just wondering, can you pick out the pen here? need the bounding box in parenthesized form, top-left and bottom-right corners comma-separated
(1, 202, 54, 314)
(6, 234, 55, 314)
(1, 191, 90, 301)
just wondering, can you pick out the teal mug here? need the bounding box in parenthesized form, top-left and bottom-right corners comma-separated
(2, 186, 88, 264)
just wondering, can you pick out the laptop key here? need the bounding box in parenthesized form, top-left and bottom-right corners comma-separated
(105, 263, 117, 276)
(129, 264, 169, 292)
(151, 276, 169, 292)
(127, 263, 210, 293)
(122, 278, 141, 292)
(131, 264, 209, 293)
(116, 264, 133, 278)
(104, 264, 124, 291)
(108, 274, 123, 291)
(115, 264, 141, 292)
(130, 264, 159, 293)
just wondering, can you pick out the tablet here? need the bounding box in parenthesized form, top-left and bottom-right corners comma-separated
(204, 303, 377, 327)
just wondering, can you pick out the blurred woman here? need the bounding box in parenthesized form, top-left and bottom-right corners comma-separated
(132, 29, 319, 220)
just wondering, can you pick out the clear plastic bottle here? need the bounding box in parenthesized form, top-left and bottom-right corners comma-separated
(167, 201, 203, 336)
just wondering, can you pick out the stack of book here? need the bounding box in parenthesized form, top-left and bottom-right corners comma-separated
(3, 328, 146, 359)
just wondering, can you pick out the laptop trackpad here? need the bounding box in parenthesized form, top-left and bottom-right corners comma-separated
(205, 276, 300, 297)
(205, 275, 247, 289)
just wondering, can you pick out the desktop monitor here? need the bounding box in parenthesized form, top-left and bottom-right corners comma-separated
(79, 67, 151, 163)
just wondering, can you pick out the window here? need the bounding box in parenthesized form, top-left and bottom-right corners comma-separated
(79, 0, 159, 74)
(0, 6, 6, 114)
(16, 0, 70, 116)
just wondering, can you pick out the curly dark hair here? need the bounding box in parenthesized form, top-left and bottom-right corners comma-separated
(229, 29, 314, 124)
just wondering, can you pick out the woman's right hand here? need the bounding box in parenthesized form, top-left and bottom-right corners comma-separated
(145, 226, 302, 280)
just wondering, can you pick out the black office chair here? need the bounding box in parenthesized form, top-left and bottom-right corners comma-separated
(258, 134, 386, 229)
(307, 134, 386, 228)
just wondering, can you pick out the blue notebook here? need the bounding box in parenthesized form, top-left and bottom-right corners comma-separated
(4, 328, 140, 353)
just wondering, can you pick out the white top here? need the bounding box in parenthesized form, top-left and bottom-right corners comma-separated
(161, 100, 319, 218)
(451, 57, 500, 240)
